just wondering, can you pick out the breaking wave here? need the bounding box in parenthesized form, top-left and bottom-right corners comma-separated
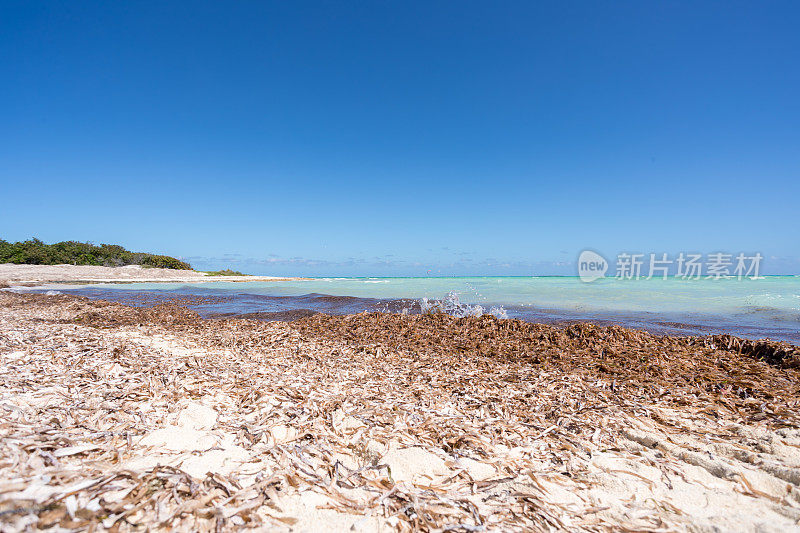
(419, 291, 508, 319)
(28, 280, 800, 343)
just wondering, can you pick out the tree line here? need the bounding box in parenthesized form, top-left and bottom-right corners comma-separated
(0, 238, 192, 270)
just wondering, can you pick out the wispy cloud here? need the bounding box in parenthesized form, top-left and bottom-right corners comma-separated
(186, 254, 583, 276)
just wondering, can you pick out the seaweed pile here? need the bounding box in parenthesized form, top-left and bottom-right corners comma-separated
(709, 334, 800, 369)
(1, 292, 800, 532)
(292, 312, 800, 426)
(89, 292, 232, 310)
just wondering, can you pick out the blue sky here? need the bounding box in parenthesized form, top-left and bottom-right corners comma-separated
(1, 2, 798, 276)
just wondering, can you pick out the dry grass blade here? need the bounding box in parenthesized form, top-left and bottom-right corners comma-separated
(1, 291, 799, 532)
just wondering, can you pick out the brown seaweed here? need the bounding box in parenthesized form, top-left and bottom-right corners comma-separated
(1, 291, 799, 532)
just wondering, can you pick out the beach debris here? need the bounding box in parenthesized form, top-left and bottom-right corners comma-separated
(1, 291, 799, 531)
(710, 334, 800, 368)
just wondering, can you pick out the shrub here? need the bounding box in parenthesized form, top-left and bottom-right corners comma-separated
(203, 269, 245, 276)
(140, 255, 193, 270)
(0, 238, 193, 270)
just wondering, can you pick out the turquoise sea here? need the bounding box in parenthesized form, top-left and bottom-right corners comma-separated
(37, 276, 800, 343)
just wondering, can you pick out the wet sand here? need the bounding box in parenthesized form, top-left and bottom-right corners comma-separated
(0, 263, 301, 285)
(1, 291, 800, 531)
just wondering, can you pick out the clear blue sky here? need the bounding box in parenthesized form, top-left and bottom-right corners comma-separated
(2, 2, 798, 276)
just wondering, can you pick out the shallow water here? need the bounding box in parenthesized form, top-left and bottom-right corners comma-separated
(30, 276, 800, 343)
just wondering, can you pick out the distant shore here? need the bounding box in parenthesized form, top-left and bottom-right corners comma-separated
(0, 263, 303, 286)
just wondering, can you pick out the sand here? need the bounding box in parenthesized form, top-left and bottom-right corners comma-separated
(1, 292, 799, 531)
(0, 263, 299, 285)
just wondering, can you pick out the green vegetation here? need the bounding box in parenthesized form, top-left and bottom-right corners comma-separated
(0, 238, 192, 270)
(203, 269, 245, 276)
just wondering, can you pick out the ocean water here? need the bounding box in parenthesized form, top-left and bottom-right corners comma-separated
(30, 276, 800, 343)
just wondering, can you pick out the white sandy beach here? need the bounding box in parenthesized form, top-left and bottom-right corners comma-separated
(0, 263, 298, 286)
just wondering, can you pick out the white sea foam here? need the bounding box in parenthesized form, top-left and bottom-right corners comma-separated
(32, 276, 800, 342)
(419, 291, 508, 319)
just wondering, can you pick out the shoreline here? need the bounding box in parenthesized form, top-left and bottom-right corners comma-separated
(1, 291, 799, 531)
(0, 263, 307, 286)
(11, 277, 799, 344)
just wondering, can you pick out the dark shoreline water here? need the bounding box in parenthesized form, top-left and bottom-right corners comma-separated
(24, 285, 800, 344)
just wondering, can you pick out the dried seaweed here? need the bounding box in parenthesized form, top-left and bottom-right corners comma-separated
(1, 292, 799, 532)
(709, 334, 800, 369)
(293, 312, 800, 425)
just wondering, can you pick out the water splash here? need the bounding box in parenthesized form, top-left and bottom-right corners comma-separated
(419, 291, 508, 319)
